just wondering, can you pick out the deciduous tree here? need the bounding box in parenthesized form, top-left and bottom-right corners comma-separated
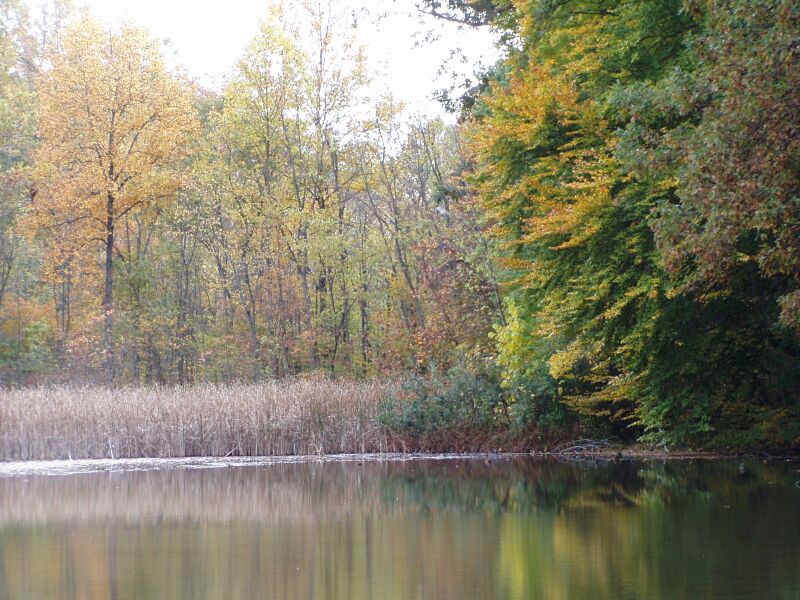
(31, 18, 198, 379)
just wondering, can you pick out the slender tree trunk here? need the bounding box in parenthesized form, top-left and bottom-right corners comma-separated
(299, 259, 318, 369)
(359, 289, 370, 365)
(103, 191, 115, 382)
(0, 248, 13, 307)
(176, 234, 193, 384)
(238, 263, 261, 380)
(276, 270, 292, 377)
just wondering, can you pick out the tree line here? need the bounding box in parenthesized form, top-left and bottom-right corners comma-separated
(1, 0, 798, 448)
(0, 1, 501, 385)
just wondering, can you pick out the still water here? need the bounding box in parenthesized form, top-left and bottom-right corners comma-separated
(0, 455, 798, 600)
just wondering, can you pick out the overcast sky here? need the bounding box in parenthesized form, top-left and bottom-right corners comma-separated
(24, 0, 500, 118)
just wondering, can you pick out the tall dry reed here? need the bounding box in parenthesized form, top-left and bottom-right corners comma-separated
(0, 380, 399, 460)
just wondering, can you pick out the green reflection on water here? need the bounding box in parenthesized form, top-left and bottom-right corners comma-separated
(0, 458, 798, 600)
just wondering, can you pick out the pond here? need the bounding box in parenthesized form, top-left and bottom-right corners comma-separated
(0, 455, 798, 600)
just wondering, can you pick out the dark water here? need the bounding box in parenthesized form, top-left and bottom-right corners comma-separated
(0, 456, 798, 600)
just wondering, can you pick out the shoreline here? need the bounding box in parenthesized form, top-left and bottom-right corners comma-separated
(4, 384, 797, 462)
(1, 447, 796, 473)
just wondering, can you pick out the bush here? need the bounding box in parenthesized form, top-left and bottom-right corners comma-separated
(505, 375, 572, 433)
(378, 362, 507, 436)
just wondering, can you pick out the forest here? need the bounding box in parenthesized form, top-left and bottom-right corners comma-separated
(0, 0, 798, 453)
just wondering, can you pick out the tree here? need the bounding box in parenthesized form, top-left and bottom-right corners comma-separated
(649, 0, 800, 333)
(416, 0, 510, 27)
(463, 0, 800, 447)
(0, 0, 33, 307)
(31, 17, 198, 380)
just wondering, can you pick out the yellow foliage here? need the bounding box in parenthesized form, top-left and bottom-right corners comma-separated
(470, 18, 619, 273)
(29, 17, 199, 269)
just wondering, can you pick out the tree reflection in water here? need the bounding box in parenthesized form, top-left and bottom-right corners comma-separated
(0, 458, 798, 600)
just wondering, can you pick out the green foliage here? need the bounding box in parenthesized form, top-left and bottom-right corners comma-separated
(378, 357, 576, 443)
(468, 0, 800, 448)
(378, 363, 507, 435)
(0, 318, 56, 384)
(417, 0, 513, 27)
(0, 4, 505, 388)
(493, 300, 566, 429)
(647, 0, 800, 333)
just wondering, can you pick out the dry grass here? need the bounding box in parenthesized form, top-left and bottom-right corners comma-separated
(0, 380, 400, 460)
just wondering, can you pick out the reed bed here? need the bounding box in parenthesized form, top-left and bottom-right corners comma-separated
(0, 380, 399, 461)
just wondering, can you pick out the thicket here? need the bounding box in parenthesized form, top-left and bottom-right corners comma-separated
(378, 362, 578, 451)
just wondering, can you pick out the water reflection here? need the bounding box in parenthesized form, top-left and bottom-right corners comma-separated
(0, 458, 798, 600)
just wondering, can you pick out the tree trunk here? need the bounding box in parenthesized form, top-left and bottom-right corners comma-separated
(299, 259, 318, 369)
(359, 291, 370, 365)
(103, 191, 115, 382)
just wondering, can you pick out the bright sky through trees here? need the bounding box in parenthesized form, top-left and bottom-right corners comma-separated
(24, 0, 500, 117)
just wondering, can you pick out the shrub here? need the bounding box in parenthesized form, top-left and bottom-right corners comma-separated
(378, 362, 508, 436)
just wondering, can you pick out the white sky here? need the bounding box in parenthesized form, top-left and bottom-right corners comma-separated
(25, 0, 500, 118)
